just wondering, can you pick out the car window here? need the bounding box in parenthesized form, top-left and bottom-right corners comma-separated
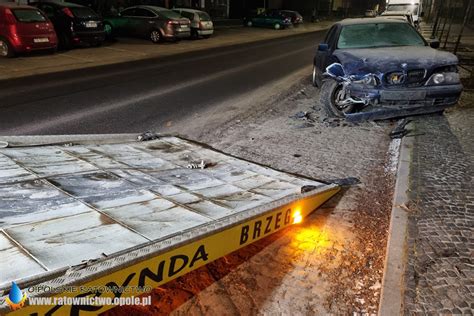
(180, 11, 194, 20)
(121, 8, 136, 17)
(69, 7, 99, 18)
(197, 11, 210, 21)
(39, 4, 55, 18)
(134, 8, 156, 17)
(158, 9, 182, 19)
(338, 23, 425, 49)
(12, 8, 48, 22)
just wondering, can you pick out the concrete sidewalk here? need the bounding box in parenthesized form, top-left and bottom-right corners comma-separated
(0, 22, 332, 81)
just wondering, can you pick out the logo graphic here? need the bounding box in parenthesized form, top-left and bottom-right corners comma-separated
(5, 282, 27, 311)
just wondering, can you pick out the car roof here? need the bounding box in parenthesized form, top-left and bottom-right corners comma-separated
(0, 3, 38, 9)
(126, 5, 168, 12)
(338, 17, 407, 26)
(30, 1, 88, 8)
(174, 8, 206, 14)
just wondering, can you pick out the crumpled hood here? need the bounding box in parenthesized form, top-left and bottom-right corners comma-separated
(334, 46, 459, 75)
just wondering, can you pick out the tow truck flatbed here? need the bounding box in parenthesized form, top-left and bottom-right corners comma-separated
(0, 134, 339, 315)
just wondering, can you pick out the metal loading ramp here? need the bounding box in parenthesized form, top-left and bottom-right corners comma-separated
(0, 135, 339, 315)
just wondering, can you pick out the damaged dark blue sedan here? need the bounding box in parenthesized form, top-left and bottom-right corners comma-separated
(312, 18, 463, 121)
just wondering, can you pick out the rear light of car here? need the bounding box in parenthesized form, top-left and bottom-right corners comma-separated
(4, 8, 17, 25)
(167, 20, 179, 25)
(4, 8, 20, 45)
(62, 8, 74, 18)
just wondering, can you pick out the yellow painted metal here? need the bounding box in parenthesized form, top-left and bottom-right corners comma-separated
(6, 186, 339, 316)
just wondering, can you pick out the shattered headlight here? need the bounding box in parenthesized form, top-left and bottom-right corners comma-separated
(425, 72, 460, 86)
(352, 74, 380, 88)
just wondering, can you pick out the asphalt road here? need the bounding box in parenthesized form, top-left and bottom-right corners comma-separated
(0, 31, 325, 135)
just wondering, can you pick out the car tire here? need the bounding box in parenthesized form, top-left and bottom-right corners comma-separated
(191, 29, 199, 39)
(274, 23, 281, 30)
(104, 23, 114, 40)
(312, 65, 323, 88)
(202, 35, 211, 39)
(59, 33, 73, 50)
(246, 21, 253, 27)
(0, 37, 14, 58)
(150, 30, 161, 43)
(320, 79, 355, 118)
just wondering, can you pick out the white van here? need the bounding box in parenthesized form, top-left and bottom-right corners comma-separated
(385, 0, 422, 26)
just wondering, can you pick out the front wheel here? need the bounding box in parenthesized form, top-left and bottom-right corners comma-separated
(246, 20, 253, 27)
(312, 65, 322, 88)
(319, 79, 356, 117)
(274, 23, 281, 30)
(0, 38, 14, 58)
(150, 30, 161, 43)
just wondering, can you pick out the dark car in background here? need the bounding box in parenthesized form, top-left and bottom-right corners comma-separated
(244, 11, 292, 30)
(30, 1, 105, 49)
(280, 10, 303, 26)
(0, 3, 57, 57)
(104, 6, 191, 43)
(313, 18, 463, 121)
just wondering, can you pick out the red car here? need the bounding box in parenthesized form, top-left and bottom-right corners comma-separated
(0, 3, 58, 57)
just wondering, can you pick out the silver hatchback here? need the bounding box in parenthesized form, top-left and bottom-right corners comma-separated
(173, 8, 214, 39)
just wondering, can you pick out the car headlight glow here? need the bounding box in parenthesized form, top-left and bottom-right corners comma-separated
(426, 72, 460, 85)
(353, 74, 379, 88)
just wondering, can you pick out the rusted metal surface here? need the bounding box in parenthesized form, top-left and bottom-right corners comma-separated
(0, 135, 331, 287)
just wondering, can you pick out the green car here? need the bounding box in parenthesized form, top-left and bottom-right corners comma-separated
(104, 5, 191, 43)
(244, 12, 292, 30)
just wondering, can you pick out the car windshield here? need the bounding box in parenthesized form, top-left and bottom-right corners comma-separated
(338, 22, 425, 49)
(387, 4, 419, 15)
(12, 9, 47, 22)
(198, 11, 211, 21)
(159, 9, 182, 19)
(70, 7, 99, 18)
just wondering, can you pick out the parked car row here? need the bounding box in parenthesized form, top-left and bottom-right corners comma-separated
(243, 9, 303, 30)
(0, 3, 214, 57)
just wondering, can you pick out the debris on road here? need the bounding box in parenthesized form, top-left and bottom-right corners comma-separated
(389, 119, 411, 139)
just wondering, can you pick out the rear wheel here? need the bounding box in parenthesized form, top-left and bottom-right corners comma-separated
(150, 30, 161, 43)
(274, 23, 281, 30)
(246, 20, 253, 27)
(202, 34, 211, 39)
(191, 29, 199, 39)
(0, 38, 14, 58)
(59, 33, 73, 50)
(320, 79, 355, 117)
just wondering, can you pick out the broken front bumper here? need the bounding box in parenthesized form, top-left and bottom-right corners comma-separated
(347, 83, 463, 122)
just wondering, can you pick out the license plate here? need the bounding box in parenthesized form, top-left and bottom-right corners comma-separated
(33, 38, 49, 43)
(381, 90, 427, 101)
(85, 21, 98, 28)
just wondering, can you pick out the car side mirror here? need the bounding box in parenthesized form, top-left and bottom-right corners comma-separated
(430, 40, 440, 49)
(325, 63, 345, 78)
(318, 43, 329, 52)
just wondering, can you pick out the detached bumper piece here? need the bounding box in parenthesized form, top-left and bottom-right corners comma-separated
(0, 135, 339, 316)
